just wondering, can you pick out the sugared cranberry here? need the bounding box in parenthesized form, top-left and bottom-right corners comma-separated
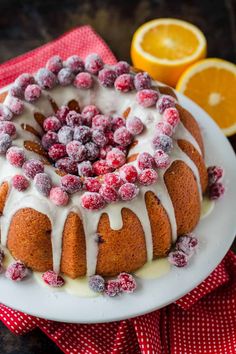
(41, 131, 58, 150)
(0, 104, 13, 121)
(66, 111, 83, 127)
(88, 275, 105, 293)
(105, 280, 121, 297)
(15, 73, 34, 90)
(6, 261, 28, 281)
(176, 234, 198, 256)
(58, 126, 74, 145)
(138, 168, 158, 186)
(12, 175, 29, 191)
(118, 182, 139, 201)
(92, 129, 107, 147)
(119, 164, 138, 183)
(46, 55, 63, 74)
(66, 140, 86, 162)
(154, 149, 170, 168)
(156, 94, 176, 114)
(6, 146, 25, 167)
(81, 192, 105, 210)
(208, 182, 225, 200)
(92, 114, 112, 132)
(34, 173, 52, 196)
(136, 89, 158, 107)
(105, 131, 115, 146)
(74, 125, 91, 143)
(163, 107, 180, 128)
(114, 74, 134, 92)
(0, 122, 16, 137)
(58, 68, 75, 86)
(43, 116, 61, 132)
(48, 143, 67, 161)
(9, 85, 23, 98)
(134, 72, 151, 91)
(49, 186, 69, 206)
(106, 148, 126, 169)
(84, 177, 101, 192)
(118, 272, 137, 293)
(23, 159, 44, 179)
(55, 157, 77, 174)
(74, 72, 93, 89)
(24, 84, 42, 102)
(156, 121, 173, 136)
(61, 174, 83, 194)
(85, 142, 100, 161)
(99, 145, 112, 159)
(78, 160, 93, 177)
(7, 97, 24, 115)
(114, 61, 130, 76)
(126, 116, 144, 135)
(112, 116, 126, 131)
(85, 53, 104, 74)
(98, 68, 117, 87)
(99, 184, 119, 203)
(104, 172, 123, 188)
(168, 251, 188, 267)
(93, 160, 113, 175)
(207, 166, 224, 186)
(56, 105, 70, 124)
(114, 127, 133, 146)
(138, 152, 154, 170)
(42, 270, 65, 287)
(152, 134, 173, 153)
(65, 55, 84, 73)
(0, 134, 12, 153)
(35, 68, 57, 89)
(81, 105, 100, 127)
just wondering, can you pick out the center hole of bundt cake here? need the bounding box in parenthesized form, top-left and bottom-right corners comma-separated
(40, 102, 141, 178)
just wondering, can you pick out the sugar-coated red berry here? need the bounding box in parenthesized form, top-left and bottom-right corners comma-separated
(66, 140, 86, 162)
(84, 177, 101, 192)
(24, 84, 42, 102)
(81, 192, 105, 210)
(104, 172, 123, 188)
(55, 157, 77, 175)
(23, 159, 44, 179)
(136, 89, 159, 107)
(105, 131, 115, 146)
(126, 116, 144, 135)
(207, 166, 224, 186)
(56, 105, 70, 124)
(74, 125, 91, 143)
(46, 55, 63, 74)
(114, 127, 133, 146)
(15, 73, 35, 90)
(106, 148, 126, 169)
(114, 61, 130, 76)
(6, 261, 28, 281)
(0, 104, 14, 121)
(74, 72, 93, 89)
(156, 94, 176, 114)
(61, 174, 83, 194)
(42, 270, 65, 287)
(114, 74, 134, 92)
(138, 168, 158, 186)
(137, 152, 154, 170)
(78, 160, 93, 177)
(92, 129, 107, 147)
(176, 234, 198, 256)
(168, 250, 188, 267)
(35, 68, 57, 89)
(134, 72, 151, 91)
(58, 126, 74, 145)
(7, 97, 24, 115)
(111, 116, 126, 131)
(57, 68, 75, 86)
(208, 182, 225, 200)
(98, 68, 117, 87)
(0, 134, 12, 153)
(66, 111, 83, 127)
(34, 173, 52, 196)
(163, 107, 180, 128)
(99, 184, 119, 203)
(118, 182, 139, 201)
(81, 105, 100, 127)
(118, 272, 137, 293)
(42, 131, 58, 150)
(105, 280, 121, 297)
(65, 55, 84, 73)
(12, 175, 29, 191)
(99, 145, 112, 159)
(152, 134, 173, 153)
(119, 164, 138, 183)
(85, 53, 104, 74)
(0, 122, 16, 137)
(6, 146, 26, 167)
(85, 142, 100, 161)
(49, 186, 69, 206)
(88, 275, 105, 293)
(154, 149, 170, 169)
(93, 160, 113, 175)
(92, 114, 112, 131)
(48, 143, 67, 161)
(156, 121, 173, 136)
(43, 116, 61, 132)
(9, 85, 23, 98)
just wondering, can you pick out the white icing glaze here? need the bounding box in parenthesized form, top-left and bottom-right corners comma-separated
(200, 197, 215, 219)
(134, 257, 170, 279)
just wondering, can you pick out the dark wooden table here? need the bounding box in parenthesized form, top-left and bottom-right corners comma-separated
(0, 0, 235, 353)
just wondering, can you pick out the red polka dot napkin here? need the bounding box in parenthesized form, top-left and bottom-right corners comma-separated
(0, 26, 235, 354)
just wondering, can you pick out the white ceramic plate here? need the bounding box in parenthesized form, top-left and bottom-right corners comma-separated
(0, 92, 236, 323)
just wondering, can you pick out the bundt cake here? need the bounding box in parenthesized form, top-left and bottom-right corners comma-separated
(0, 54, 208, 281)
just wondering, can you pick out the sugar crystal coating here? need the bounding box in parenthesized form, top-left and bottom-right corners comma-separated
(106, 148, 126, 169)
(156, 121, 173, 136)
(98, 68, 117, 87)
(65, 55, 84, 73)
(66, 140, 86, 162)
(7, 97, 24, 115)
(66, 111, 83, 127)
(9, 85, 23, 98)
(208, 182, 225, 200)
(35, 68, 57, 89)
(49, 187, 69, 206)
(12, 175, 29, 191)
(85, 53, 104, 74)
(34, 173, 52, 196)
(46, 55, 63, 74)
(42, 270, 65, 287)
(84, 177, 101, 192)
(92, 114, 112, 131)
(113, 127, 133, 146)
(6, 261, 28, 281)
(207, 166, 224, 186)
(156, 94, 176, 114)
(81, 192, 105, 210)
(78, 160, 93, 177)
(105, 280, 121, 296)
(74, 72, 93, 89)
(104, 172, 123, 188)
(154, 149, 170, 168)
(93, 159, 113, 175)
(81, 105, 100, 127)
(114, 74, 134, 92)
(0, 134, 12, 153)
(168, 250, 188, 267)
(119, 164, 138, 183)
(0, 122, 16, 137)
(56, 105, 70, 124)
(58, 126, 74, 145)
(85, 142, 100, 161)
(61, 174, 83, 194)
(74, 125, 91, 143)
(114, 61, 130, 76)
(111, 116, 126, 131)
(136, 89, 159, 107)
(55, 157, 77, 175)
(152, 134, 173, 153)
(23, 159, 44, 179)
(126, 116, 144, 135)
(138, 152, 154, 170)
(176, 234, 198, 256)
(118, 183, 139, 201)
(134, 72, 151, 91)
(118, 272, 137, 293)
(99, 184, 119, 203)
(0, 104, 13, 121)
(163, 107, 180, 128)
(58, 68, 75, 86)
(48, 143, 67, 161)
(42, 131, 59, 150)
(89, 275, 105, 293)
(43, 116, 61, 132)
(24, 84, 42, 102)
(6, 146, 26, 167)
(92, 129, 107, 147)
(15, 73, 35, 90)
(138, 168, 158, 186)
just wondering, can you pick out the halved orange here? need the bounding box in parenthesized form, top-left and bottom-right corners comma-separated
(176, 58, 236, 136)
(131, 18, 207, 87)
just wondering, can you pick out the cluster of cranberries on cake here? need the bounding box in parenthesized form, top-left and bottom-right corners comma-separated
(0, 53, 225, 290)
